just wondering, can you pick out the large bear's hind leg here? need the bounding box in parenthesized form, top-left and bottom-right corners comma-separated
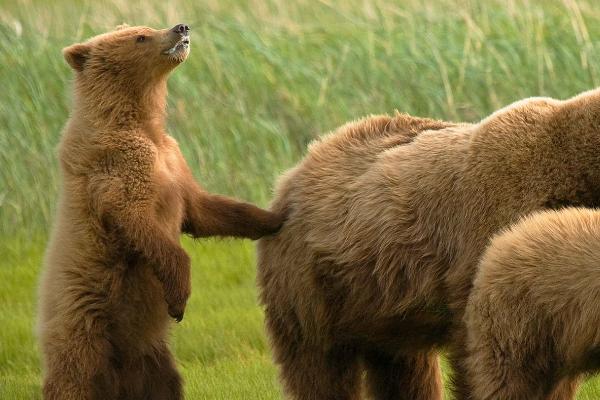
(278, 344, 361, 400)
(364, 350, 442, 400)
(265, 311, 361, 400)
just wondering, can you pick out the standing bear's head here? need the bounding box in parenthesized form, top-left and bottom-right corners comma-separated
(62, 24, 190, 126)
(63, 24, 190, 77)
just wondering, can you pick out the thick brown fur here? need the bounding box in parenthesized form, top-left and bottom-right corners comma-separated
(464, 207, 600, 400)
(38, 25, 282, 400)
(257, 90, 600, 399)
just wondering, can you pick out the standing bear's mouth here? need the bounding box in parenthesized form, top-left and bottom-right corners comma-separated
(163, 36, 190, 56)
(163, 23, 191, 62)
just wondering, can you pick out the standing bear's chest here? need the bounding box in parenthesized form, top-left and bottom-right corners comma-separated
(153, 141, 188, 237)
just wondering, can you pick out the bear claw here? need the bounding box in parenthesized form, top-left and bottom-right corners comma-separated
(169, 308, 184, 323)
(168, 304, 185, 323)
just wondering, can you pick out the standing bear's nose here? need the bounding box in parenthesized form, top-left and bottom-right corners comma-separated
(171, 24, 190, 35)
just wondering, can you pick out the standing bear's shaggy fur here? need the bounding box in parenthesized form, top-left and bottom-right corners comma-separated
(464, 207, 600, 400)
(257, 90, 600, 400)
(38, 24, 282, 400)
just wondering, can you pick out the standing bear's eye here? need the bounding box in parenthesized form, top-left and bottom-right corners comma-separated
(136, 35, 146, 43)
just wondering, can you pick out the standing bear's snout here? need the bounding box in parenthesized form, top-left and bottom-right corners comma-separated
(171, 24, 190, 35)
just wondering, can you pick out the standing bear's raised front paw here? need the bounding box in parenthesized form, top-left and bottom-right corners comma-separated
(248, 207, 287, 240)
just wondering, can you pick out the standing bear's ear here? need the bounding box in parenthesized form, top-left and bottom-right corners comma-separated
(63, 43, 91, 72)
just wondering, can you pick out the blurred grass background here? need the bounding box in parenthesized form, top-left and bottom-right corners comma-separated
(3, 0, 600, 398)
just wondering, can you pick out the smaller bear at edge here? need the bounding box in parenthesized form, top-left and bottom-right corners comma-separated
(464, 207, 600, 400)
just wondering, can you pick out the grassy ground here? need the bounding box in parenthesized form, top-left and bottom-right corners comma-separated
(3, 0, 600, 398)
(0, 236, 283, 399)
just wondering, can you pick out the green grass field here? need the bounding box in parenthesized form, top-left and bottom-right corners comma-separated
(3, 0, 600, 398)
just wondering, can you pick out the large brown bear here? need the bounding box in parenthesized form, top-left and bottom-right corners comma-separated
(257, 91, 600, 399)
(38, 24, 282, 400)
(464, 207, 600, 400)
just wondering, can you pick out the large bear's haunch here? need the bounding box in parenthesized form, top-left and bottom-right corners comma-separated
(38, 24, 282, 400)
(258, 90, 600, 399)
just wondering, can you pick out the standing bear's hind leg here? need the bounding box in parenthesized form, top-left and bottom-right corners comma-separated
(143, 345, 183, 400)
(118, 343, 183, 400)
(42, 335, 119, 400)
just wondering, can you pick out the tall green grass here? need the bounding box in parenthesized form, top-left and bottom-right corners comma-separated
(3, 0, 600, 398)
(4, 0, 600, 234)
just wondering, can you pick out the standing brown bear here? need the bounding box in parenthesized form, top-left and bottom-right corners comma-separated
(464, 207, 600, 400)
(38, 24, 282, 400)
(258, 91, 600, 399)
